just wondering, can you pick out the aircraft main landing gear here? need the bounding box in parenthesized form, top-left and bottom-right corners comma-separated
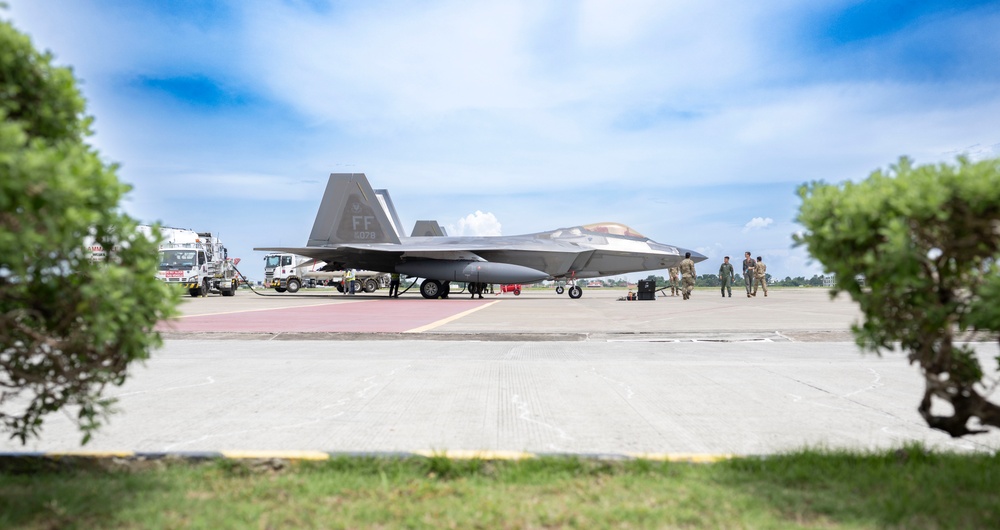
(420, 279, 452, 299)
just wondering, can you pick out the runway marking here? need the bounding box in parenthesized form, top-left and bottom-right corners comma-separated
(404, 300, 501, 333)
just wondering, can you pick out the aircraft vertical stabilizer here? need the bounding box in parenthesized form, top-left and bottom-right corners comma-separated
(411, 220, 448, 237)
(374, 189, 405, 238)
(307, 173, 402, 246)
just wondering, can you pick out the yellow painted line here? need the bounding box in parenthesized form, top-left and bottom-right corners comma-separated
(221, 450, 331, 460)
(413, 449, 535, 460)
(46, 451, 135, 458)
(175, 300, 368, 319)
(404, 300, 501, 333)
(625, 453, 734, 463)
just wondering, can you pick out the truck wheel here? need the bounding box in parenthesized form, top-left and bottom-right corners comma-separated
(275, 287, 287, 293)
(514, 289, 521, 296)
(286, 278, 301, 293)
(188, 287, 201, 297)
(222, 280, 236, 296)
(364, 278, 378, 293)
(568, 286, 583, 299)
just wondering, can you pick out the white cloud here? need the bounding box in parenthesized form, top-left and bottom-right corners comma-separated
(449, 211, 503, 237)
(742, 217, 774, 233)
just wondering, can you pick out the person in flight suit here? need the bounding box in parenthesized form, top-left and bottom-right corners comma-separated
(742, 251, 755, 298)
(719, 256, 735, 298)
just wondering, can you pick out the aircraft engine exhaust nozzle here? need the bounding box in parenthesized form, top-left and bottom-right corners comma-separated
(396, 261, 548, 284)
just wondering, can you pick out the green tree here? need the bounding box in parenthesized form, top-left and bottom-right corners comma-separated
(796, 156, 1000, 437)
(0, 19, 177, 444)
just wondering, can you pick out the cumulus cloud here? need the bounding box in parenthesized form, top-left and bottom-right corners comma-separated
(450, 211, 502, 236)
(742, 217, 774, 232)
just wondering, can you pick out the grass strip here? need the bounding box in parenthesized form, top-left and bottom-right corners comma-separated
(1, 444, 997, 529)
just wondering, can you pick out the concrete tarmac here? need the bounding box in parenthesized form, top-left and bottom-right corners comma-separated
(5, 286, 1000, 455)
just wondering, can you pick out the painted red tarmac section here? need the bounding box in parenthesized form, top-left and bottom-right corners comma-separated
(157, 299, 493, 333)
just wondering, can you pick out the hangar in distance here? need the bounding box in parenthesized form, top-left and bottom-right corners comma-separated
(255, 173, 707, 299)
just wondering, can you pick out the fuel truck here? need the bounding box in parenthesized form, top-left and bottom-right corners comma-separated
(152, 226, 239, 297)
(263, 252, 389, 293)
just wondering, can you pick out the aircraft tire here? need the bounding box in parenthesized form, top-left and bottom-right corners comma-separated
(555, 286, 564, 295)
(286, 278, 301, 293)
(420, 279, 442, 299)
(568, 286, 583, 299)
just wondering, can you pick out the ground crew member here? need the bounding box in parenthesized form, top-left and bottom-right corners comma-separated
(753, 256, 768, 297)
(742, 251, 755, 298)
(679, 252, 696, 300)
(719, 256, 735, 298)
(345, 268, 356, 295)
(668, 267, 680, 297)
(388, 272, 400, 298)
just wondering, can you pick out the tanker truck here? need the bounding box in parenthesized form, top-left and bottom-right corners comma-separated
(153, 227, 239, 297)
(263, 252, 389, 293)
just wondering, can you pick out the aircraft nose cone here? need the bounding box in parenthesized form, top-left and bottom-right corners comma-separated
(686, 248, 708, 263)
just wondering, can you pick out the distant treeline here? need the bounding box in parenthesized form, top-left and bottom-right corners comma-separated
(590, 274, 829, 289)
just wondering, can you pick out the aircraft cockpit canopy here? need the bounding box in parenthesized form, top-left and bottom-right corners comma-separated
(582, 222, 646, 239)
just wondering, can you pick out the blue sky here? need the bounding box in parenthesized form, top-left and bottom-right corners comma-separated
(6, 1, 1000, 281)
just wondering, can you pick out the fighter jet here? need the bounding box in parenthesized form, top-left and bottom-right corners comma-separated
(255, 173, 707, 299)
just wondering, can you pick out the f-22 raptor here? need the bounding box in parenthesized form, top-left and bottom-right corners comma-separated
(255, 173, 707, 299)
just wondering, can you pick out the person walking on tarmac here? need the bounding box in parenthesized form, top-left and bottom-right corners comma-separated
(679, 252, 696, 300)
(719, 256, 735, 298)
(388, 272, 400, 298)
(668, 267, 680, 297)
(742, 251, 755, 298)
(752, 256, 768, 297)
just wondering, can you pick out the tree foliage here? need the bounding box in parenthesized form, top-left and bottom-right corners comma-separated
(796, 156, 1000, 437)
(0, 19, 177, 444)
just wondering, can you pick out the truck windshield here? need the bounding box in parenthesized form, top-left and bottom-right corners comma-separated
(264, 255, 281, 269)
(159, 250, 198, 270)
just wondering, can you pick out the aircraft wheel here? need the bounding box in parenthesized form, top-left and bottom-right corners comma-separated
(364, 278, 378, 293)
(286, 278, 301, 293)
(420, 279, 442, 299)
(555, 286, 564, 295)
(568, 286, 583, 299)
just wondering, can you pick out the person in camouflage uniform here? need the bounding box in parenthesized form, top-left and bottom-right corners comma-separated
(668, 267, 680, 296)
(719, 256, 735, 298)
(752, 256, 768, 297)
(679, 252, 696, 300)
